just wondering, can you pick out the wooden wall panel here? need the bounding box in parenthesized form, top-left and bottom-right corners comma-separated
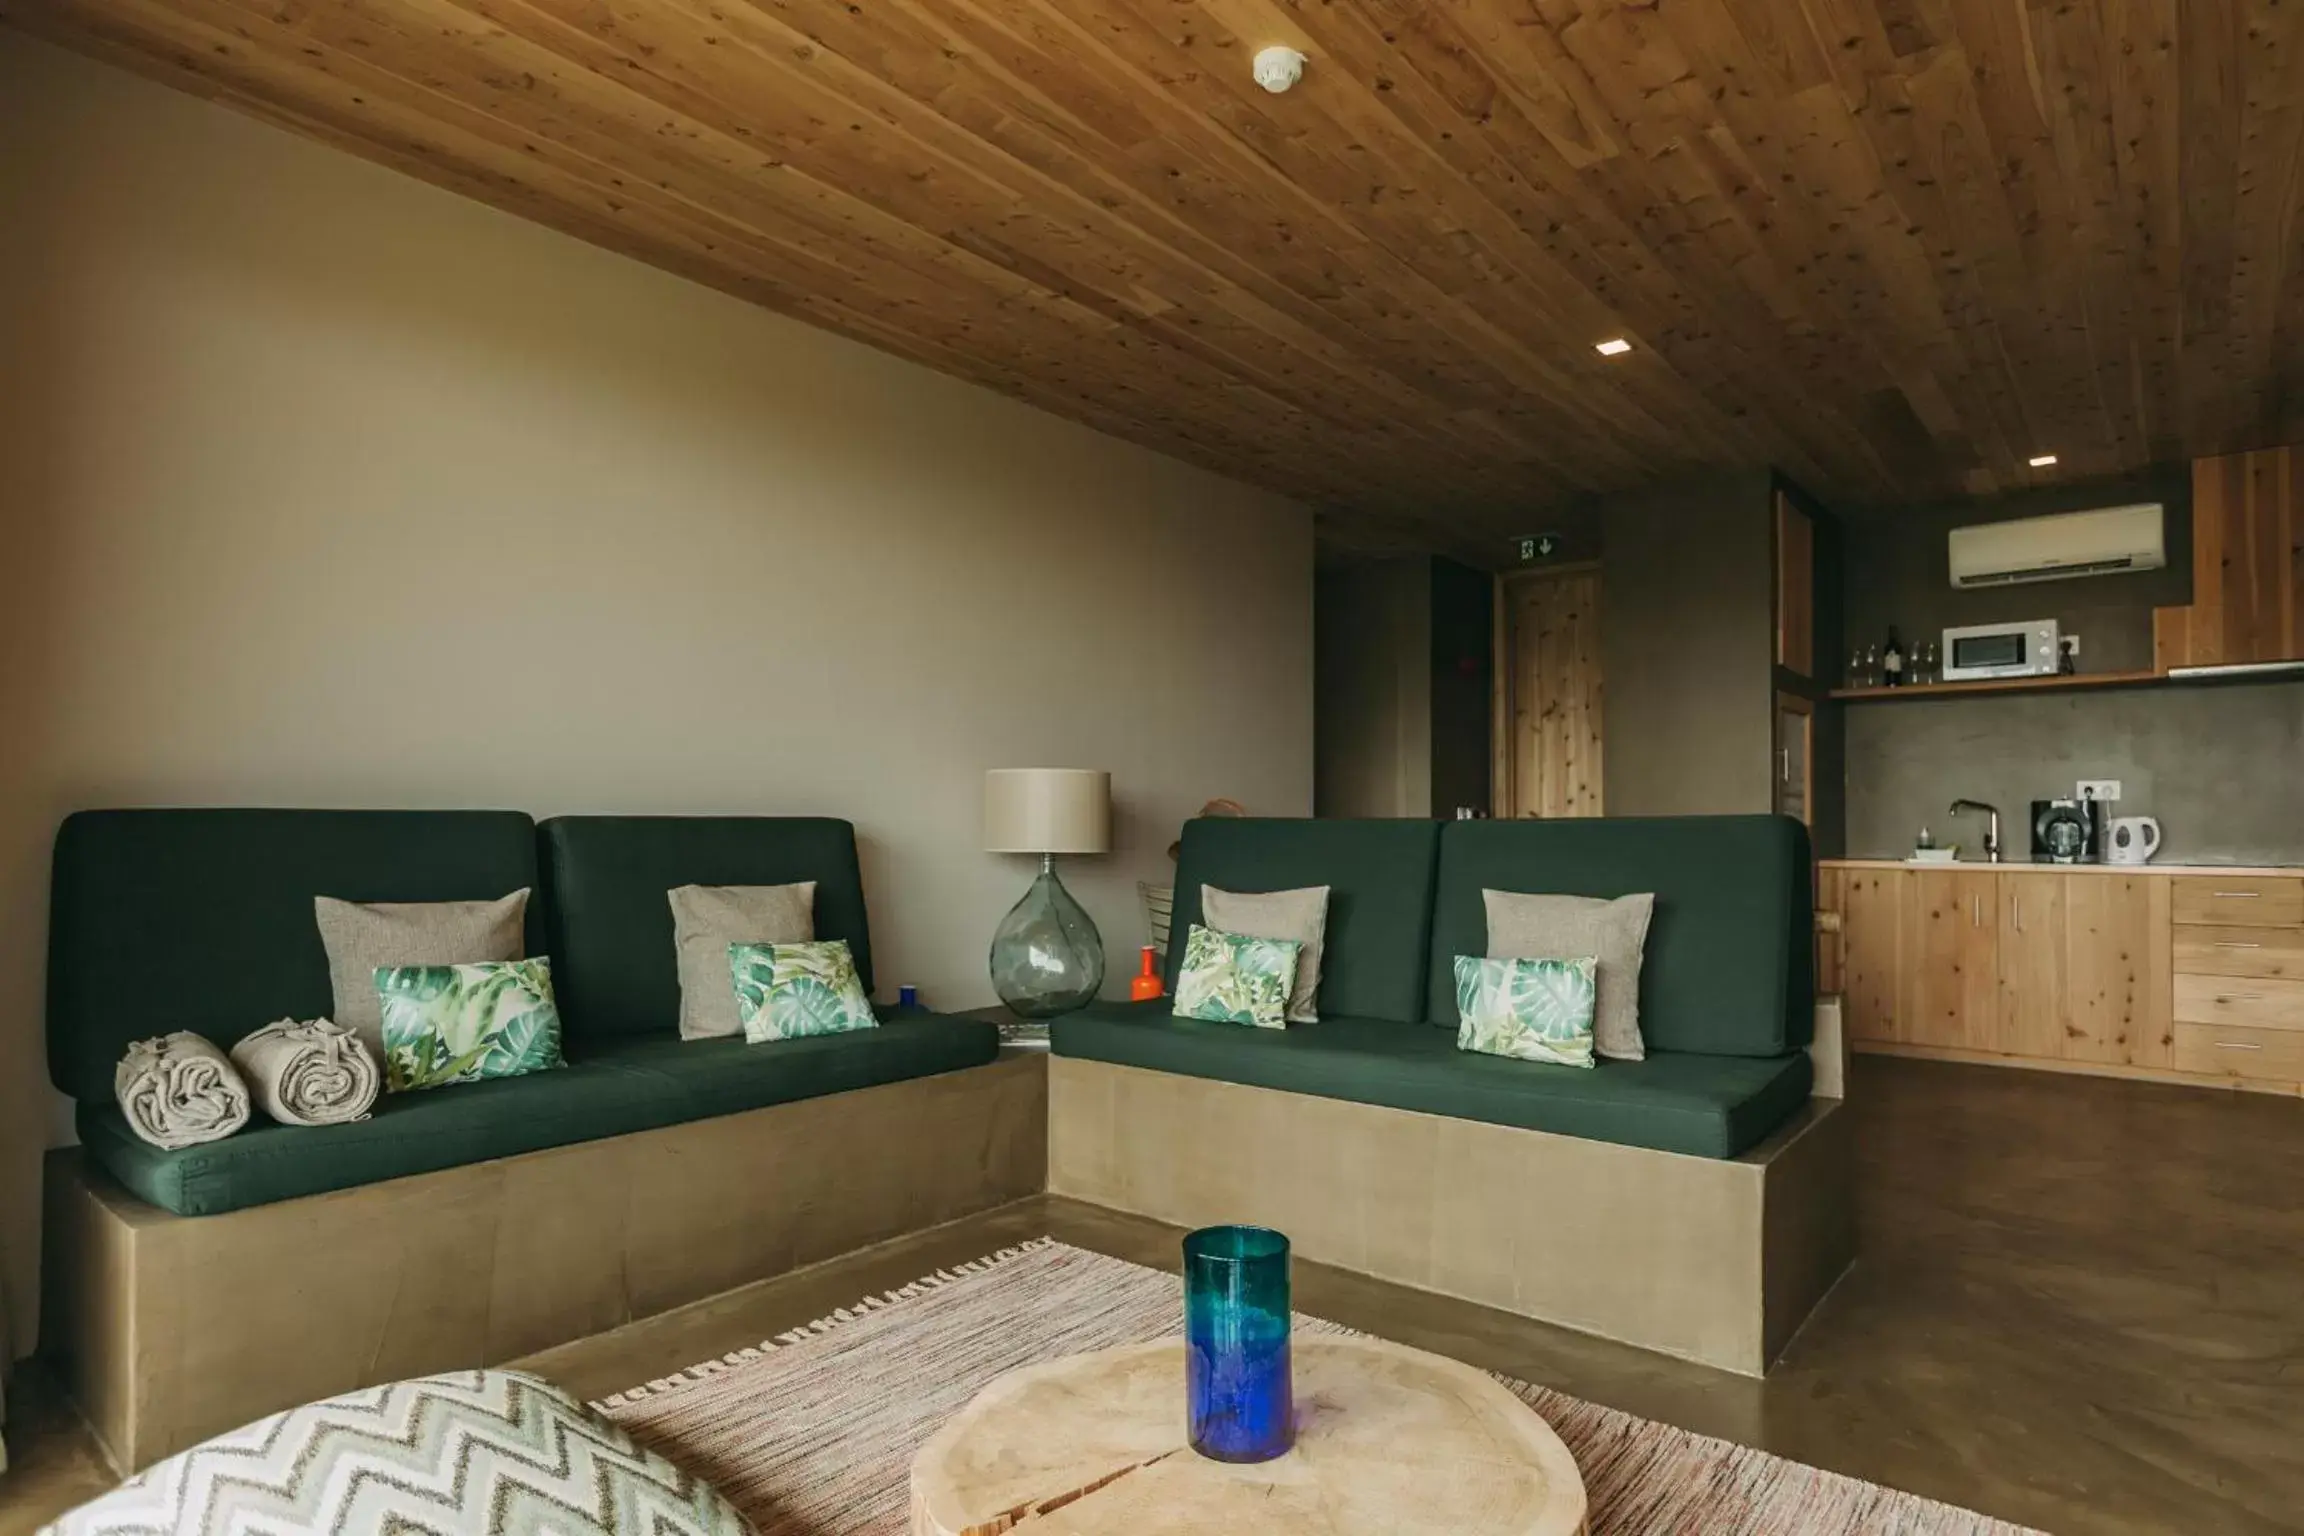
(8, 0, 2304, 548)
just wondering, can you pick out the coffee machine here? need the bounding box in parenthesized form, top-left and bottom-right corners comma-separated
(2030, 797, 2105, 863)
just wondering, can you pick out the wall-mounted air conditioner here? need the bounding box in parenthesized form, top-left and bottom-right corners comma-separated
(1947, 503, 2166, 589)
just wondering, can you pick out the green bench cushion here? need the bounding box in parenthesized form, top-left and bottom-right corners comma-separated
(48, 809, 543, 1105)
(1166, 819, 1440, 1023)
(1052, 1002, 1810, 1159)
(540, 816, 875, 1047)
(81, 1015, 999, 1216)
(1426, 816, 1813, 1057)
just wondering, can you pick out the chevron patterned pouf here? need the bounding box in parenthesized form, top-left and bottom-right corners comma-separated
(41, 1369, 751, 1536)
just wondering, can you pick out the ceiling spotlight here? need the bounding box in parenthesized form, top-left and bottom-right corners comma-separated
(1595, 338, 1633, 356)
(2028, 453, 2058, 467)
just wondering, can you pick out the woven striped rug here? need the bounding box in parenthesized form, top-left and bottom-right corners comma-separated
(596, 1239, 2040, 1536)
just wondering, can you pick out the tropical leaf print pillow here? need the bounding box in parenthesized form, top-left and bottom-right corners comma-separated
(377, 957, 564, 1092)
(729, 939, 879, 1043)
(1453, 954, 1599, 1068)
(1172, 923, 1303, 1030)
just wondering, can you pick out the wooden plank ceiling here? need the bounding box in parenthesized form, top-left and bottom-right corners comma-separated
(7, 0, 2304, 554)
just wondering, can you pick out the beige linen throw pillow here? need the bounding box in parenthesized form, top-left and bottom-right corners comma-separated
(1483, 889, 1655, 1062)
(1201, 884, 1330, 1023)
(314, 890, 529, 1056)
(668, 882, 816, 1039)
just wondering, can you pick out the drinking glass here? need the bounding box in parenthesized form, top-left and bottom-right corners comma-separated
(1183, 1225, 1293, 1462)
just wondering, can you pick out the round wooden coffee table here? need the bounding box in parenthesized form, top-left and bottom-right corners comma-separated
(910, 1336, 1587, 1535)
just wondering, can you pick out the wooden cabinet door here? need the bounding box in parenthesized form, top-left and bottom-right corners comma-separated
(2067, 874, 2173, 1067)
(1838, 869, 1904, 1043)
(1904, 870, 1996, 1048)
(1996, 876, 2068, 1058)
(2181, 447, 2304, 666)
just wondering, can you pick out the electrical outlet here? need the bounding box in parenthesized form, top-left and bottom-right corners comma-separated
(2077, 779, 2122, 802)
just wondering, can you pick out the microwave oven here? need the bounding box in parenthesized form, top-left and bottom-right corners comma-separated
(1941, 619, 2061, 680)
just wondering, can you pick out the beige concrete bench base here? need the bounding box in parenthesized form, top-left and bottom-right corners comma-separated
(1047, 1056, 1854, 1377)
(43, 1056, 1046, 1472)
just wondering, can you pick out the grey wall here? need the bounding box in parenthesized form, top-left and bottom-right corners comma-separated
(0, 36, 1317, 1357)
(1314, 555, 1492, 818)
(1428, 558, 1494, 818)
(1601, 472, 1778, 816)
(1315, 558, 1432, 817)
(1844, 679, 2304, 863)
(1842, 469, 2191, 674)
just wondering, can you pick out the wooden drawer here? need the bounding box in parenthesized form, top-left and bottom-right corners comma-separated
(2174, 925, 2304, 981)
(2174, 973, 2304, 1030)
(2173, 1022, 2304, 1084)
(2170, 876, 2304, 928)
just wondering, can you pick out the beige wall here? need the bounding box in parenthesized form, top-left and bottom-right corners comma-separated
(0, 35, 1314, 1356)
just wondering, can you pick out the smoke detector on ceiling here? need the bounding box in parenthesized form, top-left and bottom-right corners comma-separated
(1253, 46, 1307, 93)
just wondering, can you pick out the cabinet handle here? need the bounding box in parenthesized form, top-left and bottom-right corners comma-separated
(1970, 895, 1980, 928)
(2214, 1041, 2263, 1051)
(2012, 895, 2023, 934)
(2215, 941, 2263, 950)
(2213, 891, 2261, 899)
(2221, 993, 2266, 1003)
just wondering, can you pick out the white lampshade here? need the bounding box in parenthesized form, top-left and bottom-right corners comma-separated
(984, 768, 1111, 855)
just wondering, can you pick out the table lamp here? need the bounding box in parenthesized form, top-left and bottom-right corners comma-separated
(984, 768, 1110, 1018)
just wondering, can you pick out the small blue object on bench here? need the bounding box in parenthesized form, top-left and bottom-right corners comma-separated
(50, 809, 998, 1216)
(1055, 813, 1814, 1159)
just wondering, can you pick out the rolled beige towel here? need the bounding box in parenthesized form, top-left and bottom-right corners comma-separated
(229, 1017, 379, 1127)
(114, 1033, 251, 1150)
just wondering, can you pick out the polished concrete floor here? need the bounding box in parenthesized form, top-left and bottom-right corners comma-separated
(5, 1055, 2301, 1534)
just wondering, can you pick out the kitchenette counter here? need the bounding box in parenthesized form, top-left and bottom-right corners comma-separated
(1826, 858, 2304, 877)
(1818, 859, 2304, 1099)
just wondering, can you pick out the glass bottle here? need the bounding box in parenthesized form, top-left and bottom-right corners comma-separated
(1883, 627, 1905, 688)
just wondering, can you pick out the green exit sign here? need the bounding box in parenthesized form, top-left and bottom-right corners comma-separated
(1513, 533, 1562, 563)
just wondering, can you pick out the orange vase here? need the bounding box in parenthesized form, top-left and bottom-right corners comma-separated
(1128, 945, 1166, 1002)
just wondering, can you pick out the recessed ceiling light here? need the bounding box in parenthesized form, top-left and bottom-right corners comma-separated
(1595, 338, 1632, 357)
(2028, 453, 2058, 467)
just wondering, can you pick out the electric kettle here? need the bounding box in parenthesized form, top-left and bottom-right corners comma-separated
(2105, 816, 2162, 865)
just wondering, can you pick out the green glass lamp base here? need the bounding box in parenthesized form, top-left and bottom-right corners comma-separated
(989, 856, 1106, 1019)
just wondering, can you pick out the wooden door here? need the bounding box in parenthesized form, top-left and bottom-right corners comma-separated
(2065, 874, 2173, 1067)
(1838, 869, 1905, 1043)
(1996, 875, 2068, 1058)
(1494, 568, 1603, 818)
(1774, 492, 1816, 677)
(1903, 870, 1997, 1049)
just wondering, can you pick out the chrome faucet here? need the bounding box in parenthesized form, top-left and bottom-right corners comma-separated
(1949, 799, 2003, 863)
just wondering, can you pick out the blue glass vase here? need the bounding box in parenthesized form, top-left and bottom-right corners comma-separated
(989, 855, 1105, 1019)
(1183, 1225, 1293, 1463)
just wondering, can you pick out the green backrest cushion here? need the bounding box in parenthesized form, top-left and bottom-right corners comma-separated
(1166, 818, 1440, 1024)
(1427, 815, 1812, 1057)
(540, 816, 872, 1045)
(48, 809, 541, 1104)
